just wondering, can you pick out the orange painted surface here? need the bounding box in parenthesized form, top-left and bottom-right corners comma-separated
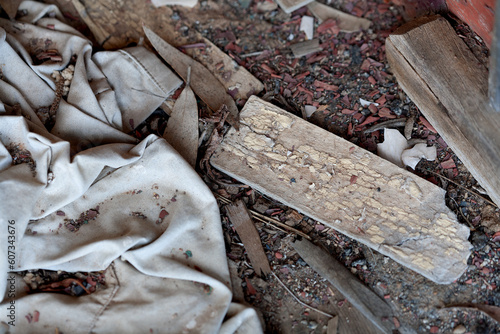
(446, 0, 495, 47)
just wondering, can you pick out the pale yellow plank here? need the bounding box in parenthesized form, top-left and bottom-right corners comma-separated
(211, 96, 471, 284)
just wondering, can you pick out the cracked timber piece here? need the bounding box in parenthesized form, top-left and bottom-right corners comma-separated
(386, 15, 500, 208)
(211, 96, 472, 284)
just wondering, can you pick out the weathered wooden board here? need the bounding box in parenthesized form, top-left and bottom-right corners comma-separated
(490, 3, 500, 110)
(293, 239, 394, 333)
(307, 1, 371, 32)
(211, 96, 471, 284)
(144, 26, 240, 128)
(386, 15, 500, 208)
(226, 200, 271, 277)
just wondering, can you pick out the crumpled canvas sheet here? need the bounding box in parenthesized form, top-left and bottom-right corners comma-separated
(0, 1, 262, 333)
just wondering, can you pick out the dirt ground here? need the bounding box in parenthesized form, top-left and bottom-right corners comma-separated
(15, 0, 500, 333)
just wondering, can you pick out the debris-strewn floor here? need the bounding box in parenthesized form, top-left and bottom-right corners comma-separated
(21, 0, 500, 333)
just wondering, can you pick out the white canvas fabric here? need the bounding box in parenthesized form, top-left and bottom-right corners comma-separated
(0, 1, 262, 333)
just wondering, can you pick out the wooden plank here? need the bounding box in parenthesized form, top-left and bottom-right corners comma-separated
(327, 316, 339, 334)
(386, 15, 500, 208)
(144, 26, 240, 129)
(290, 39, 322, 58)
(293, 239, 394, 333)
(489, 3, 500, 111)
(337, 306, 385, 334)
(211, 96, 471, 284)
(307, 1, 371, 32)
(0, 0, 23, 19)
(225, 200, 271, 277)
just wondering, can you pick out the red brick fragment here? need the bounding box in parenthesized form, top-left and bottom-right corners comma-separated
(440, 159, 456, 169)
(419, 116, 437, 133)
(314, 80, 338, 91)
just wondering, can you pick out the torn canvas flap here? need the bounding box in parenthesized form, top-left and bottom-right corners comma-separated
(0, 1, 262, 333)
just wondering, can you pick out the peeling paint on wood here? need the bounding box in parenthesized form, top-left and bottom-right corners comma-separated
(211, 96, 471, 284)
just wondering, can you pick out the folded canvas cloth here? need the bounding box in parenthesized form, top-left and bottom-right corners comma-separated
(0, 1, 262, 333)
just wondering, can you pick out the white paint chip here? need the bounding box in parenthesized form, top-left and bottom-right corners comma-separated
(402, 143, 437, 169)
(377, 128, 409, 167)
(360, 98, 379, 107)
(304, 105, 317, 118)
(151, 0, 197, 7)
(300, 16, 314, 40)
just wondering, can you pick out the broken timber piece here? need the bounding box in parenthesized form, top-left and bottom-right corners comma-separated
(489, 2, 500, 111)
(307, 1, 371, 32)
(225, 200, 272, 277)
(290, 39, 323, 58)
(144, 26, 240, 129)
(293, 239, 394, 333)
(211, 96, 471, 284)
(0, 0, 23, 19)
(386, 15, 500, 208)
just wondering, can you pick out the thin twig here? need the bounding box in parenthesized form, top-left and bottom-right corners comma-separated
(271, 272, 335, 318)
(248, 210, 311, 240)
(449, 197, 476, 231)
(214, 193, 312, 240)
(215, 194, 231, 204)
(366, 246, 377, 269)
(253, 215, 292, 235)
(186, 66, 191, 87)
(363, 118, 407, 134)
(422, 169, 497, 207)
(216, 180, 250, 188)
(239, 51, 264, 58)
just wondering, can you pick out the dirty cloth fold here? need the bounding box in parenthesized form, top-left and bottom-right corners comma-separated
(0, 2, 262, 333)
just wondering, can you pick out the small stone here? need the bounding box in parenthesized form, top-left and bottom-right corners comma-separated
(452, 324, 466, 334)
(308, 321, 318, 329)
(159, 209, 169, 219)
(471, 231, 488, 250)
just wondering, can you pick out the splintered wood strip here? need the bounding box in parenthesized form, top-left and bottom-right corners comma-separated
(211, 96, 471, 284)
(326, 316, 339, 334)
(290, 39, 322, 58)
(386, 15, 500, 208)
(293, 239, 393, 333)
(225, 200, 272, 277)
(0, 0, 23, 19)
(163, 68, 198, 167)
(337, 307, 384, 334)
(70, 0, 122, 48)
(144, 26, 240, 129)
(307, 1, 371, 32)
